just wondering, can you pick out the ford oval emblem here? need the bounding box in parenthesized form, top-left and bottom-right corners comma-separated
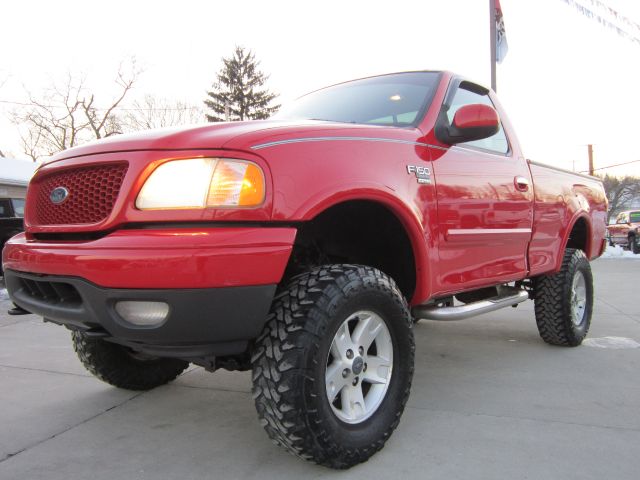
(50, 187, 69, 204)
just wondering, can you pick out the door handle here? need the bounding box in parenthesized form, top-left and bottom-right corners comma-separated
(514, 176, 530, 192)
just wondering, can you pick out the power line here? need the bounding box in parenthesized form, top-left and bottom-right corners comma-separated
(579, 159, 640, 173)
(0, 99, 200, 112)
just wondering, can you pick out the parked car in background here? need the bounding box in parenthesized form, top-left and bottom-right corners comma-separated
(0, 198, 25, 276)
(607, 210, 640, 253)
(1, 157, 36, 276)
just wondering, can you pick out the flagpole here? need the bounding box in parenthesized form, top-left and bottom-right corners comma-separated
(490, 0, 497, 92)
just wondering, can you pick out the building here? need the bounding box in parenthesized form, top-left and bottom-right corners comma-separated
(0, 157, 37, 199)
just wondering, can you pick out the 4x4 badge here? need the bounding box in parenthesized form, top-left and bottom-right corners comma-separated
(406, 165, 431, 184)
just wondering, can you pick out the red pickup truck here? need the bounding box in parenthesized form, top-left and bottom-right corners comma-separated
(607, 210, 640, 253)
(3, 71, 607, 469)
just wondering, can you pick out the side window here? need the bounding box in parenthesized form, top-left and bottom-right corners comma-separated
(617, 213, 628, 224)
(0, 199, 11, 218)
(447, 87, 509, 155)
(11, 199, 25, 217)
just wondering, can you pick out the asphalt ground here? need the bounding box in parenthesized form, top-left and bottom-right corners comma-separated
(0, 259, 638, 479)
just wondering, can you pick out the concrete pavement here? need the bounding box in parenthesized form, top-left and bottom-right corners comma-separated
(0, 259, 639, 479)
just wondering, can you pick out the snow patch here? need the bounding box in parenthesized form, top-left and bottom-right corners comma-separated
(599, 244, 640, 259)
(583, 336, 640, 349)
(0, 289, 8, 301)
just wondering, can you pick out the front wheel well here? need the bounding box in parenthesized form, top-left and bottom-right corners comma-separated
(284, 201, 417, 300)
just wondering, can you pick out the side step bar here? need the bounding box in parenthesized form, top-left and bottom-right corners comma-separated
(412, 288, 530, 322)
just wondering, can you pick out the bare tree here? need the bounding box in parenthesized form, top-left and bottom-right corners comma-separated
(601, 174, 640, 222)
(11, 61, 139, 161)
(81, 63, 137, 139)
(123, 95, 204, 131)
(18, 128, 44, 162)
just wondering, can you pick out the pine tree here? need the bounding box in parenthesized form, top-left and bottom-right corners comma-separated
(204, 46, 280, 122)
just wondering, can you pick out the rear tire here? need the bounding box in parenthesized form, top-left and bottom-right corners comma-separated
(72, 331, 188, 390)
(251, 264, 414, 469)
(533, 248, 593, 346)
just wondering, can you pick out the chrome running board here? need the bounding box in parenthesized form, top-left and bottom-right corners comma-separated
(412, 289, 530, 322)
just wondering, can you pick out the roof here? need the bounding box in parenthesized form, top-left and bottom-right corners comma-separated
(0, 157, 38, 186)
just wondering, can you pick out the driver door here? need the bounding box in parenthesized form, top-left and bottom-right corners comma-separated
(430, 82, 534, 295)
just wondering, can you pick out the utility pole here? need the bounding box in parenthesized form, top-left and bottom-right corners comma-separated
(490, 0, 497, 92)
(588, 144, 594, 176)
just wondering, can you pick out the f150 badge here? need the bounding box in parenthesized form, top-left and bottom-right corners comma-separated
(406, 165, 431, 184)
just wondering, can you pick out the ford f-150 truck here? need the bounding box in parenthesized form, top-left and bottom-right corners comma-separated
(2, 71, 607, 469)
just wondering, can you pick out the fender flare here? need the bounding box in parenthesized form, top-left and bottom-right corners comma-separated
(557, 212, 592, 271)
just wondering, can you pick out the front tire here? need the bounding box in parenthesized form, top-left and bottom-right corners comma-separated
(72, 332, 189, 390)
(533, 248, 593, 346)
(251, 265, 414, 469)
(629, 235, 640, 254)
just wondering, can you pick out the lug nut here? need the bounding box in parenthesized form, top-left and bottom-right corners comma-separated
(358, 346, 364, 355)
(352, 377, 359, 386)
(346, 349, 354, 359)
(342, 368, 350, 378)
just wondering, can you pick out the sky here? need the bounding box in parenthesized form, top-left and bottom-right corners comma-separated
(1, 0, 639, 177)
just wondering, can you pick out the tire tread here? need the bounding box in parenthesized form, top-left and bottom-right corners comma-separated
(533, 248, 592, 347)
(72, 332, 188, 390)
(252, 264, 414, 469)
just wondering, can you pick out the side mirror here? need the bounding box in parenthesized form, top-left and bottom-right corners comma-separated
(443, 104, 500, 145)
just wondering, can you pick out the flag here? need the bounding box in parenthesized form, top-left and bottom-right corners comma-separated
(496, 0, 509, 63)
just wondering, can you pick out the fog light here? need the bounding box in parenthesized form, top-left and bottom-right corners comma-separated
(115, 301, 169, 326)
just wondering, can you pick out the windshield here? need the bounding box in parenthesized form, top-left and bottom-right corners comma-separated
(274, 72, 441, 127)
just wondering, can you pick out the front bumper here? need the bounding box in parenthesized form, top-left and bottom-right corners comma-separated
(2, 227, 296, 289)
(2, 226, 296, 356)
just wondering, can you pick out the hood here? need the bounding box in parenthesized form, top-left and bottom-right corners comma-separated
(45, 120, 420, 163)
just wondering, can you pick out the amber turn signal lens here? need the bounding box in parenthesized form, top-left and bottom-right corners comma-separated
(206, 160, 265, 207)
(239, 163, 265, 206)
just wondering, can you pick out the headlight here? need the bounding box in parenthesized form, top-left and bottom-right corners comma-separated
(136, 158, 265, 210)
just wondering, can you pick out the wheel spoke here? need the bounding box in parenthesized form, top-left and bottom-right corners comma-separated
(330, 321, 353, 359)
(363, 355, 391, 385)
(341, 384, 366, 420)
(352, 313, 383, 351)
(325, 361, 349, 402)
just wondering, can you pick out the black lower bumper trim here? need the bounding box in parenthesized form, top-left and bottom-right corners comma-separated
(4, 269, 276, 356)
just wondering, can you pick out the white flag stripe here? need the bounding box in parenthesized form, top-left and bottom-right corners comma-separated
(560, 0, 640, 45)
(496, 0, 509, 63)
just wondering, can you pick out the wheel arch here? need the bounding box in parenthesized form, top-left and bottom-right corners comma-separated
(286, 191, 430, 303)
(558, 214, 592, 270)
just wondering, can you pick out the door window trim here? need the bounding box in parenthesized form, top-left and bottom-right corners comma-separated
(435, 77, 512, 157)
